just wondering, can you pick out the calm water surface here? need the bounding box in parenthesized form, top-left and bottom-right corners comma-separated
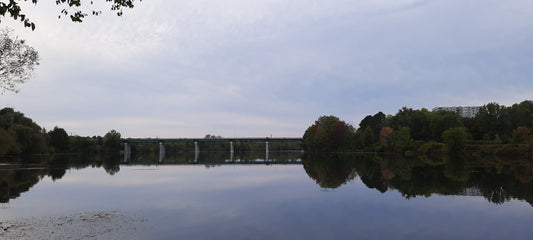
(1, 152, 533, 239)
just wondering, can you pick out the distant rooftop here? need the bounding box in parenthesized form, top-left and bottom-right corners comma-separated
(432, 106, 481, 118)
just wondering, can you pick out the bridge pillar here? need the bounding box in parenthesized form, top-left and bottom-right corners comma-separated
(194, 141, 199, 163)
(123, 142, 131, 162)
(265, 141, 269, 161)
(230, 141, 234, 162)
(159, 142, 165, 163)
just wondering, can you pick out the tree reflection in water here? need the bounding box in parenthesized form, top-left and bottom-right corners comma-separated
(0, 151, 303, 204)
(302, 153, 357, 189)
(2, 151, 533, 207)
(0, 153, 122, 203)
(302, 152, 533, 206)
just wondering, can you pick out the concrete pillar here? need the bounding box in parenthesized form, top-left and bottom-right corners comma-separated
(123, 142, 131, 163)
(159, 142, 165, 163)
(194, 141, 199, 163)
(265, 141, 269, 161)
(230, 141, 234, 162)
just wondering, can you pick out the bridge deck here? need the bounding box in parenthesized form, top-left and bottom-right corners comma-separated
(122, 138, 302, 143)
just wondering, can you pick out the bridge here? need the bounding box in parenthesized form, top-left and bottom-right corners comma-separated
(121, 138, 303, 163)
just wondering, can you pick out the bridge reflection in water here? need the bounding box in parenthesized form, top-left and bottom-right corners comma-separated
(121, 138, 303, 163)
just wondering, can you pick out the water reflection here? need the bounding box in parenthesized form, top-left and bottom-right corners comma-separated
(0, 151, 302, 203)
(125, 151, 303, 167)
(302, 152, 533, 206)
(2, 151, 533, 207)
(0, 154, 122, 203)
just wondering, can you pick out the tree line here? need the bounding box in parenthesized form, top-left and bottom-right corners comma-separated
(303, 100, 533, 155)
(0, 107, 121, 157)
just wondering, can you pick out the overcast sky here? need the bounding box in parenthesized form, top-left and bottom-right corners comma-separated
(1, 0, 532, 138)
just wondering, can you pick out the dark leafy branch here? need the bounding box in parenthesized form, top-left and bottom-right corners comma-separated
(0, 0, 141, 30)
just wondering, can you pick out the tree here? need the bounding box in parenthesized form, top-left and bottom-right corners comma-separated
(512, 126, 531, 144)
(379, 126, 394, 149)
(391, 127, 411, 153)
(387, 107, 414, 130)
(0, 127, 18, 156)
(204, 134, 222, 139)
(48, 126, 69, 152)
(0, 0, 141, 30)
(508, 100, 533, 129)
(359, 112, 385, 139)
(429, 110, 463, 141)
(0, 107, 47, 154)
(385, 108, 431, 141)
(360, 126, 375, 150)
(442, 127, 468, 153)
(303, 115, 355, 152)
(0, 28, 39, 93)
(409, 109, 431, 141)
(103, 129, 121, 152)
(473, 102, 511, 141)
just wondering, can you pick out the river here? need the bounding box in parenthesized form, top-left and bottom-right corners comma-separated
(1, 152, 532, 239)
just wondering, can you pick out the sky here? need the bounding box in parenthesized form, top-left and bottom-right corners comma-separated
(1, 0, 532, 138)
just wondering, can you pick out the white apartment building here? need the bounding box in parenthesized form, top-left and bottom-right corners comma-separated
(432, 106, 481, 118)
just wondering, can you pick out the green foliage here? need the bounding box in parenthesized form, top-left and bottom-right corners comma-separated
(512, 126, 531, 144)
(387, 108, 431, 141)
(472, 102, 511, 141)
(418, 141, 445, 155)
(68, 135, 101, 153)
(409, 109, 432, 141)
(360, 127, 375, 150)
(48, 126, 69, 152)
(0, 108, 120, 156)
(429, 110, 463, 141)
(442, 127, 468, 153)
(103, 130, 121, 152)
(204, 134, 222, 139)
(303, 115, 355, 152)
(382, 107, 464, 143)
(0, 127, 18, 156)
(391, 127, 411, 153)
(0, 0, 141, 30)
(359, 112, 385, 140)
(0, 107, 47, 156)
(387, 107, 414, 130)
(312, 100, 532, 153)
(508, 100, 533, 129)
